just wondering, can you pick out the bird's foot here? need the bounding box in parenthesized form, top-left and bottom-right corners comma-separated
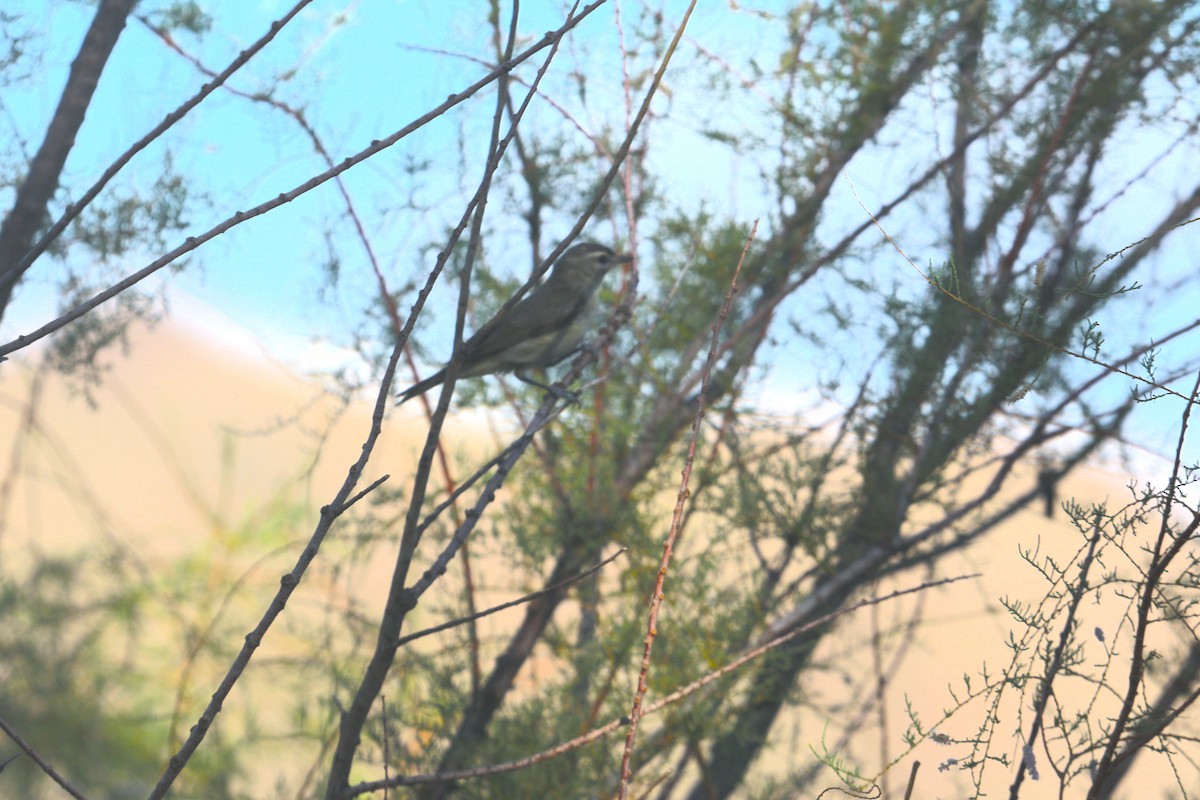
(515, 372, 579, 405)
(548, 385, 581, 405)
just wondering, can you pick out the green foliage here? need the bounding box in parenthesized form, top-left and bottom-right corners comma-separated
(45, 282, 160, 399)
(142, 2, 213, 36)
(70, 169, 191, 261)
(0, 553, 237, 799)
(0, 11, 30, 89)
(812, 721, 873, 794)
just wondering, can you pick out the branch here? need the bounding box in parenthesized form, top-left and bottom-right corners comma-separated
(0, 716, 88, 800)
(616, 218, 755, 798)
(145, 466, 392, 797)
(0, 0, 138, 319)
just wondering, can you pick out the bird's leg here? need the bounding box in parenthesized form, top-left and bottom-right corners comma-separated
(514, 371, 580, 405)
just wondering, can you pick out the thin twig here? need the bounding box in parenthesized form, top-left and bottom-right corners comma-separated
(1008, 515, 1105, 800)
(902, 761, 920, 800)
(394, 549, 626, 647)
(0, 716, 88, 800)
(616, 216, 755, 798)
(1087, 371, 1200, 798)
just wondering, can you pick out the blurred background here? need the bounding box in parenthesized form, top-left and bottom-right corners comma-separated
(2, 2, 1199, 798)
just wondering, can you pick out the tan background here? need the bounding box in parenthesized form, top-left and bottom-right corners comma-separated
(0, 318, 1175, 799)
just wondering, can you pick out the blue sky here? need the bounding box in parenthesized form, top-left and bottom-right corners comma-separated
(3, 1, 1199, 472)
(2, 2, 760, 358)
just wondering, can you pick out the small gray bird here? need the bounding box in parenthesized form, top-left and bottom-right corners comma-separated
(397, 242, 632, 404)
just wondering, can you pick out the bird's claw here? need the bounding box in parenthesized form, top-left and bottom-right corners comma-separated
(549, 385, 581, 406)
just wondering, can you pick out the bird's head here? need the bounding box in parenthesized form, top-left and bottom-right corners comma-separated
(551, 242, 634, 284)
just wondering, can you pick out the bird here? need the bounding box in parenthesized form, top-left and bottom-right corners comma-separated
(397, 242, 633, 405)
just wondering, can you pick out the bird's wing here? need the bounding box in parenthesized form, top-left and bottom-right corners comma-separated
(464, 281, 590, 360)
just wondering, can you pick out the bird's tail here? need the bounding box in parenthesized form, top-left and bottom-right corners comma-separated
(396, 370, 446, 405)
